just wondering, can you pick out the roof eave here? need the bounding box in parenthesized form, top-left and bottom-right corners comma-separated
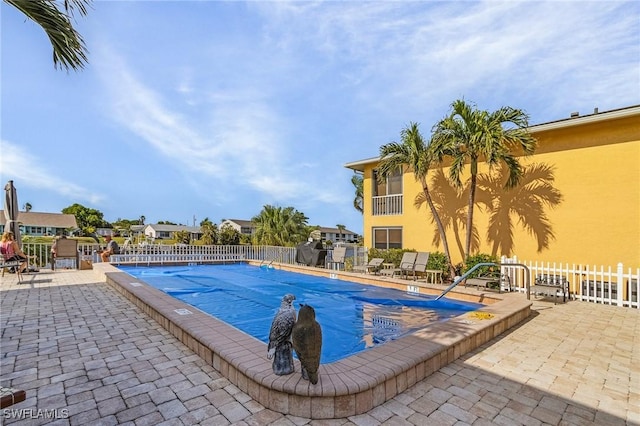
(344, 105, 640, 170)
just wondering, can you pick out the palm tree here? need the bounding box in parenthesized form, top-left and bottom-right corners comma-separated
(431, 100, 537, 260)
(351, 174, 364, 214)
(336, 224, 346, 242)
(23, 202, 32, 212)
(139, 215, 146, 225)
(173, 230, 190, 245)
(199, 217, 218, 245)
(252, 205, 308, 246)
(5, 0, 90, 71)
(379, 122, 456, 278)
(218, 223, 240, 245)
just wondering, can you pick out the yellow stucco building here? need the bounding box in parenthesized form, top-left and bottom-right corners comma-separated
(345, 105, 640, 269)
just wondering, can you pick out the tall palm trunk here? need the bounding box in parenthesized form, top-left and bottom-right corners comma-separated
(421, 177, 456, 278)
(465, 170, 477, 259)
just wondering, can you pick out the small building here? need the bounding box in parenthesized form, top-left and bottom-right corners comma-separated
(315, 226, 359, 244)
(143, 224, 202, 241)
(220, 219, 255, 236)
(0, 211, 78, 237)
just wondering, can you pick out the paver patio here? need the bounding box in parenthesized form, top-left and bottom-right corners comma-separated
(1, 269, 638, 425)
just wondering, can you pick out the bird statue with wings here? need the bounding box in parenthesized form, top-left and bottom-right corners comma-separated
(267, 293, 297, 375)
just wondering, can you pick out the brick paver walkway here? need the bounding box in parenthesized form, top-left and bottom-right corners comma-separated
(1, 270, 638, 425)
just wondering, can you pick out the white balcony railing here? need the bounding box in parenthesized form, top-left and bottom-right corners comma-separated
(372, 194, 403, 216)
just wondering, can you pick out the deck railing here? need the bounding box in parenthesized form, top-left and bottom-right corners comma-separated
(20, 243, 297, 269)
(372, 194, 403, 216)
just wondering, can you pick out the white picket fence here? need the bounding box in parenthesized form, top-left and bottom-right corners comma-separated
(500, 256, 639, 309)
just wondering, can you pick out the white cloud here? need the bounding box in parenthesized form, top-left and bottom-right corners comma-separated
(0, 141, 104, 205)
(252, 1, 639, 118)
(92, 46, 330, 203)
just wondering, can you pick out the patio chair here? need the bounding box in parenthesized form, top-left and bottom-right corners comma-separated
(326, 246, 347, 270)
(0, 258, 24, 282)
(408, 252, 443, 282)
(380, 252, 417, 279)
(353, 257, 384, 274)
(52, 238, 79, 270)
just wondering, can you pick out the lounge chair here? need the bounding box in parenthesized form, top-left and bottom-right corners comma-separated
(380, 252, 417, 278)
(326, 246, 346, 270)
(408, 252, 444, 283)
(407, 252, 426, 280)
(353, 257, 384, 274)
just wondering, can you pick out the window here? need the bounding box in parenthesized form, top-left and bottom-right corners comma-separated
(25, 226, 45, 235)
(373, 168, 402, 196)
(373, 227, 402, 249)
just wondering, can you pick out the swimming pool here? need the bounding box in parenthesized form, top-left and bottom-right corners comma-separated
(122, 263, 483, 363)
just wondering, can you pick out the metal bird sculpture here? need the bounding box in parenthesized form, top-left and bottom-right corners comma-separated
(267, 294, 297, 375)
(292, 303, 322, 384)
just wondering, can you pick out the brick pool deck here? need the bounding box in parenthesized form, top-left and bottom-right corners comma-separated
(1, 268, 638, 425)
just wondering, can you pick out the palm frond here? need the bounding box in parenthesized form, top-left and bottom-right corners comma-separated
(6, 0, 90, 71)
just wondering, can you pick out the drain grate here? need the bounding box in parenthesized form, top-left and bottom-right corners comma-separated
(174, 309, 192, 315)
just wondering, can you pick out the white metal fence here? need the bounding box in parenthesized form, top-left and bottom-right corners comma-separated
(500, 255, 639, 309)
(20, 243, 297, 269)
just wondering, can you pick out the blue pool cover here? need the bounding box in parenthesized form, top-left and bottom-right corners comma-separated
(122, 264, 483, 363)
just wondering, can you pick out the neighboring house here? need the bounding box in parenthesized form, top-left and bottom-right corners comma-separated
(130, 225, 145, 235)
(345, 105, 640, 267)
(316, 227, 359, 244)
(220, 219, 255, 236)
(0, 210, 77, 237)
(143, 224, 203, 241)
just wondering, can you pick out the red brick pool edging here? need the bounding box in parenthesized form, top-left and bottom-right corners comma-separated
(94, 262, 532, 419)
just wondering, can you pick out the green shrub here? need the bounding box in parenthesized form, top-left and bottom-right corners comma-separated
(462, 253, 500, 278)
(426, 251, 449, 274)
(367, 248, 417, 267)
(366, 249, 450, 274)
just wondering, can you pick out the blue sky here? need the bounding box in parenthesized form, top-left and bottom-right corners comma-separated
(1, 1, 638, 234)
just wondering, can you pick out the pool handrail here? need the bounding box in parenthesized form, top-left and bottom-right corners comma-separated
(435, 262, 531, 300)
(260, 247, 287, 267)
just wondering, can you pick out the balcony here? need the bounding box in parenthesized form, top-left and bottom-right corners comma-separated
(372, 194, 403, 216)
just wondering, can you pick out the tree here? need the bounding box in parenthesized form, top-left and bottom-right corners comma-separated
(431, 100, 537, 260)
(351, 173, 364, 214)
(218, 223, 240, 245)
(379, 122, 456, 277)
(199, 217, 218, 245)
(139, 215, 146, 225)
(336, 224, 346, 242)
(23, 202, 32, 212)
(252, 205, 308, 247)
(111, 218, 140, 236)
(174, 230, 190, 245)
(62, 203, 108, 235)
(5, 0, 90, 71)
